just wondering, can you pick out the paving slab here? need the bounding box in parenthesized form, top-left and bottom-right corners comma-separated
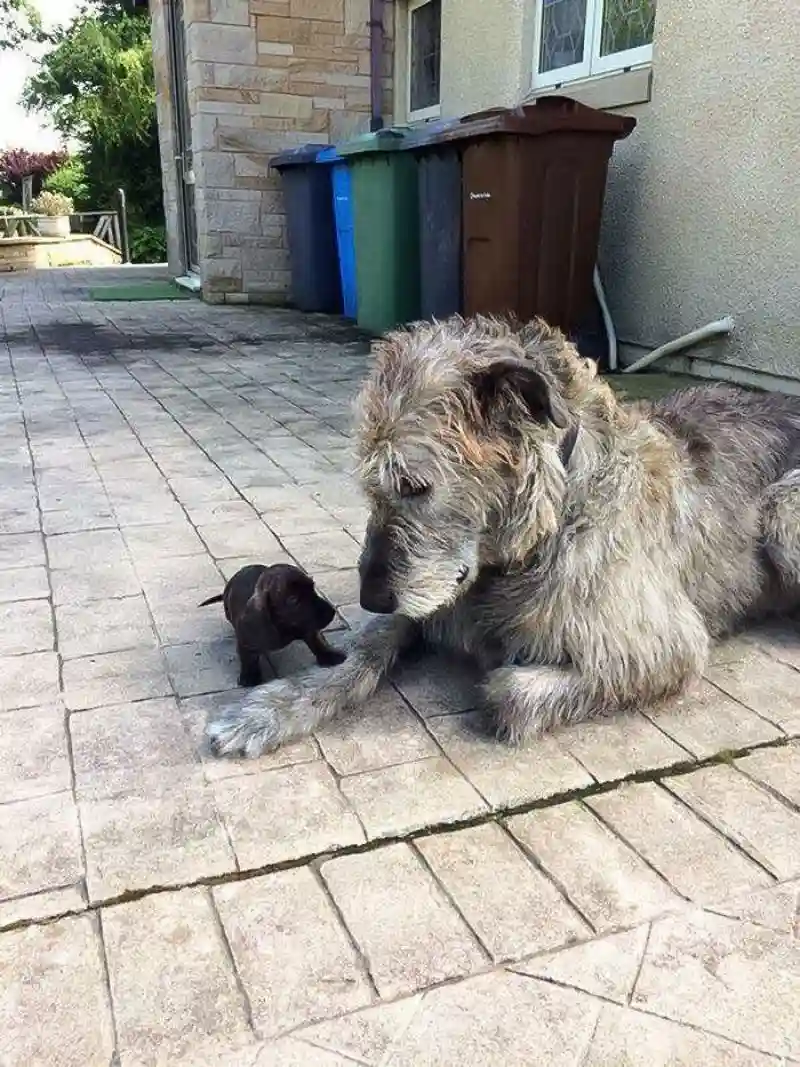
(507, 801, 681, 931)
(2, 269, 799, 1066)
(214, 867, 373, 1037)
(103, 888, 252, 1066)
(0, 915, 115, 1067)
(632, 908, 800, 1058)
(586, 779, 772, 903)
(415, 822, 589, 961)
(321, 843, 487, 999)
(665, 763, 800, 879)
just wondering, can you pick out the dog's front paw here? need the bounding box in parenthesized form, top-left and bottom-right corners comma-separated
(206, 702, 281, 759)
(205, 679, 300, 759)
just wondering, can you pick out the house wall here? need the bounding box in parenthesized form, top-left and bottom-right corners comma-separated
(394, 0, 800, 385)
(600, 0, 800, 382)
(150, 0, 394, 303)
(393, 0, 534, 124)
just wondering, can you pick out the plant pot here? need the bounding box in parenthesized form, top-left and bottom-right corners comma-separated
(38, 215, 71, 238)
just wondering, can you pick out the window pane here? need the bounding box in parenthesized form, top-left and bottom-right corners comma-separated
(538, 0, 588, 73)
(600, 0, 656, 56)
(410, 0, 441, 112)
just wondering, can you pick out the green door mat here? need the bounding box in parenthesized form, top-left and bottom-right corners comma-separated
(88, 281, 193, 301)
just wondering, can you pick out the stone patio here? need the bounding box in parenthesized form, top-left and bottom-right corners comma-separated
(1, 266, 799, 1066)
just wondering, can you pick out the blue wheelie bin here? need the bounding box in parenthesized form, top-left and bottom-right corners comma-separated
(316, 146, 358, 320)
(271, 143, 342, 314)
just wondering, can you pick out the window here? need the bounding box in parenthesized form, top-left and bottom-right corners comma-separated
(408, 0, 441, 120)
(533, 0, 655, 89)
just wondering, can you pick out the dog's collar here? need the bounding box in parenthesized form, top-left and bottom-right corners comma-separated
(558, 421, 580, 468)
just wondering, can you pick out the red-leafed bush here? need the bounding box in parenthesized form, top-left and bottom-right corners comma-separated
(0, 147, 69, 202)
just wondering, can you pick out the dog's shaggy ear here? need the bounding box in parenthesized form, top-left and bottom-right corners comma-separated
(470, 358, 570, 429)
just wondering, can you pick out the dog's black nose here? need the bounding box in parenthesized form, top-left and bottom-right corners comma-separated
(359, 585, 397, 614)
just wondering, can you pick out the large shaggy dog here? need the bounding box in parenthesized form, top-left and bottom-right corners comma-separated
(207, 316, 800, 757)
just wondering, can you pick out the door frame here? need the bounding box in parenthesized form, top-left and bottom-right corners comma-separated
(165, 0, 199, 275)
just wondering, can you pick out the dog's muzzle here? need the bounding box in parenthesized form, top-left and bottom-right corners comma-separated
(358, 525, 398, 614)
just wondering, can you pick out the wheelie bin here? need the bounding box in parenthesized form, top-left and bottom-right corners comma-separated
(404, 117, 465, 320)
(409, 97, 636, 335)
(271, 144, 342, 314)
(336, 128, 420, 335)
(316, 146, 358, 320)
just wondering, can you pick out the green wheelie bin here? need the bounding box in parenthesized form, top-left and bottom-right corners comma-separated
(337, 128, 420, 335)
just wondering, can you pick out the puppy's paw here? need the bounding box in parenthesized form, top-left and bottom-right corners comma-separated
(315, 647, 347, 668)
(237, 670, 263, 688)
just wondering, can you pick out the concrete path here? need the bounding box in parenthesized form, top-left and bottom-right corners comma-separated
(1, 267, 799, 1066)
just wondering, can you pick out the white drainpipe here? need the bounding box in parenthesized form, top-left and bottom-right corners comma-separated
(592, 266, 735, 375)
(622, 316, 736, 374)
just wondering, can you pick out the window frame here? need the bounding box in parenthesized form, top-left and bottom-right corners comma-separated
(532, 0, 654, 90)
(407, 0, 442, 122)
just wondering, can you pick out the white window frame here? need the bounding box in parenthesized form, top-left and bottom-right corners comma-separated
(407, 0, 442, 122)
(532, 0, 653, 90)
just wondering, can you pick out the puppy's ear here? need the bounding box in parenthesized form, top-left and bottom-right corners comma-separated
(470, 358, 569, 429)
(250, 580, 269, 613)
(243, 583, 282, 648)
(251, 570, 282, 614)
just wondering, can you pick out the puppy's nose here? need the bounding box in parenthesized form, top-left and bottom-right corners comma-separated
(359, 584, 397, 614)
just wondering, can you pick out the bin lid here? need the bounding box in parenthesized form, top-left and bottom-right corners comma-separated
(336, 127, 412, 158)
(315, 146, 344, 165)
(427, 96, 636, 146)
(270, 143, 330, 171)
(402, 116, 465, 151)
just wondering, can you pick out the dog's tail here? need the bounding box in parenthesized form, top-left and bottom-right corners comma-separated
(199, 593, 224, 607)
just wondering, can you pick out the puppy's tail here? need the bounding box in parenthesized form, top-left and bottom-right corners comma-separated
(199, 593, 224, 607)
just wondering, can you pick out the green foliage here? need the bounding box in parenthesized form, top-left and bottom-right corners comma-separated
(44, 157, 90, 206)
(22, 1, 165, 246)
(128, 223, 167, 264)
(24, 10, 156, 147)
(0, 0, 47, 51)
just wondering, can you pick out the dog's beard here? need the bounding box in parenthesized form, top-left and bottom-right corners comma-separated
(394, 538, 480, 619)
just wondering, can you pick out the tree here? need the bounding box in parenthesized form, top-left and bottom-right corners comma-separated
(0, 0, 47, 51)
(24, 10, 156, 148)
(22, 1, 165, 260)
(0, 148, 69, 202)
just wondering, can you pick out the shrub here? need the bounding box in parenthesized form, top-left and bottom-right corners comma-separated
(44, 157, 89, 205)
(128, 221, 166, 263)
(30, 190, 74, 216)
(0, 147, 68, 201)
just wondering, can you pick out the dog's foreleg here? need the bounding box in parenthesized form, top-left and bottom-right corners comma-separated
(484, 665, 596, 744)
(206, 614, 419, 758)
(485, 618, 707, 744)
(761, 468, 800, 591)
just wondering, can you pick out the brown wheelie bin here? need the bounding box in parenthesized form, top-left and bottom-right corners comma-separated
(431, 96, 635, 334)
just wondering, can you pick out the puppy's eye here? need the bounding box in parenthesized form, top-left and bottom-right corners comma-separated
(398, 479, 431, 500)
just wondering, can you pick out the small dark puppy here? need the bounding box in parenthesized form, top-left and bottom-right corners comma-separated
(200, 563, 346, 687)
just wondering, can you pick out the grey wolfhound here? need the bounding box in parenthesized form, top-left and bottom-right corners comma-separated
(207, 315, 800, 757)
